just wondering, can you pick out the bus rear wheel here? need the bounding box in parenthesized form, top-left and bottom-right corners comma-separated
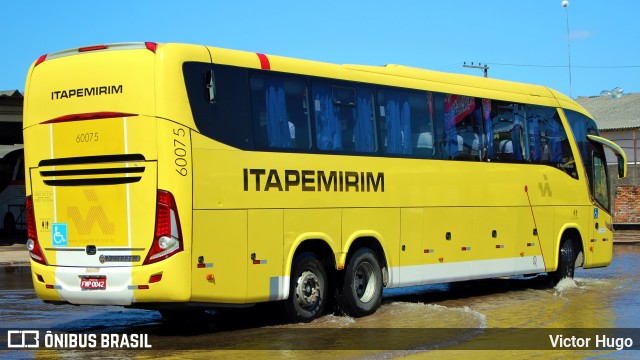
(339, 248, 382, 317)
(284, 252, 327, 323)
(548, 239, 576, 286)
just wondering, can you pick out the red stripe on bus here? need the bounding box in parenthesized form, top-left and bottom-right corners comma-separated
(256, 53, 271, 70)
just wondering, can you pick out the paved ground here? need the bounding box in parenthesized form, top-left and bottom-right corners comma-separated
(1, 232, 638, 268)
(0, 242, 29, 266)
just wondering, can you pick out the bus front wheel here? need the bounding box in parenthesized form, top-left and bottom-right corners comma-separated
(548, 239, 576, 286)
(284, 252, 327, 322)
(339, 248, 382, 317)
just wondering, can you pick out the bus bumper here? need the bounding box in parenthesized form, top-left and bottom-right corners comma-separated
(30, 252, 191, 306)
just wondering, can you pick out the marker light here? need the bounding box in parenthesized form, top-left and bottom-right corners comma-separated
(145, 42, 158, 53)
(79, 45, 108, 52)
(34, 54, 47, 67)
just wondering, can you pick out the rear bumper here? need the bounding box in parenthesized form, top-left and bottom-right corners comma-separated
(30, 251, 191, 306)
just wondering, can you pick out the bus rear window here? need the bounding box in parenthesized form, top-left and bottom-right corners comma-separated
(183, 62, 252, 150)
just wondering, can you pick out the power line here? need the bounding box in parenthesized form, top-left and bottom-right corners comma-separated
(486, 62, 640, 69)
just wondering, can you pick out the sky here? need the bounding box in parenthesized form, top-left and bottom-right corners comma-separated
(1, 0, 639, 98)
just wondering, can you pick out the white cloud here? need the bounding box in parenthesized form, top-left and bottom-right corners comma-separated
(569, 30, 593, 40)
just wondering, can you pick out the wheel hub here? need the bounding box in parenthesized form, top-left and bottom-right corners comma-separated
(354, 262, 376, 302)
(296, 270, 320, 308)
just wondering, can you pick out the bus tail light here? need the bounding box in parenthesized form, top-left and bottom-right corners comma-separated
(42, 112, 137, 124)
(26, 196, 48, 265)
(79, 45, 109, 52)
(144, 190, 183, 265)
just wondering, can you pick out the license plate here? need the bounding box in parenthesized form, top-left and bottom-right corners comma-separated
(80, 276, 106, 290)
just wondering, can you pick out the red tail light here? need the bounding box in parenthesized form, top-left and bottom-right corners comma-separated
(42, 112, 137, 124)
(26, 196, 47, 265)
(144, 190, 183, 265)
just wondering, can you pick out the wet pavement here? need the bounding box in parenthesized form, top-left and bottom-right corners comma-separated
(1, 235, 640, 359)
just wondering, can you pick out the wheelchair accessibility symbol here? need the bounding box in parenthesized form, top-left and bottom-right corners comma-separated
(52, 223, 68, 247)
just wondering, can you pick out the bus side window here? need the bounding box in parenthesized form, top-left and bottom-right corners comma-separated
(377, 88, 429, 157)
(491, 102, 528, 162)
(250, 73, 311, 151)
(527, 105, 554, 164)
(312, 81, 376, 153)
(441, 95, 483, 161)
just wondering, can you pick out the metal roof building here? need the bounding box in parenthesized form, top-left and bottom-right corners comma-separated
(577, 93, 640, 131)
(577, 93, 640, 165)
(577, 93, 640, 226)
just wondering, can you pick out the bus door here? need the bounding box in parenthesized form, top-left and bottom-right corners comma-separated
(587, 149, 612, 267)
(586, 135, 626, 267)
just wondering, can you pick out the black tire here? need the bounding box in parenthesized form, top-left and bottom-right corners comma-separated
(284, 252, 328, 323)
(339, 248, 383, 317)
(548, 239, 576, 286)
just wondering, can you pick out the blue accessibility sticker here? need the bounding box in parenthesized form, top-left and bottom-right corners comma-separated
(52, 223, 68, 247)
(594, 208, 599, 220)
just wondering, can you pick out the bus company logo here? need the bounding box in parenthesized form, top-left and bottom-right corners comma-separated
(243, 168, 384, 193)
(7, 330, 40, 348)
(99, 255, 141, 264)
(51, 85, 123, 100)
(538, 175, 552, 197)
(68, 189, 115, 235)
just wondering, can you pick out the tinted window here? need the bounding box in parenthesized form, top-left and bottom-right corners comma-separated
(593, 152, 610, 211)
(439, 95, 486, 161)
(529, 106, 577, 177)
(488, 102, 528, 162)
(250, 72, 311, 150)
(312, 81, 376, 153)
(564, 109, 599, 170)
(377, 89, 431, 157)
(183, 63, 252, 149)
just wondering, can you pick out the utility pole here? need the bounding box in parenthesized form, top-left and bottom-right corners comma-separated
(463, 62, 489, 78)
(562, 0, 573, 98)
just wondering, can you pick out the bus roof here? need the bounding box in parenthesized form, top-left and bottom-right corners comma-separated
(204, 44, 584, 114)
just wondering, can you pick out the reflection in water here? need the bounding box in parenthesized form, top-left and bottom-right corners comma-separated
(1, 244, 638, 358)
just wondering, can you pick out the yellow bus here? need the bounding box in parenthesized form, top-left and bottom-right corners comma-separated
(23, 42, 627, 322)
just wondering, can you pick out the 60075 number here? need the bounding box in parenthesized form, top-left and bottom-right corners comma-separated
(76, 132, 99, 143)
(173, 128, 189, 176)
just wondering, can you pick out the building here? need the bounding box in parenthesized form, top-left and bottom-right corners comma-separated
(577, 92, 640, 226)
(0, 90, 23, 145)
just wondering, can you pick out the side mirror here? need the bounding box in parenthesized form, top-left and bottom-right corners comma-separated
(205, 70, 215, 103)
